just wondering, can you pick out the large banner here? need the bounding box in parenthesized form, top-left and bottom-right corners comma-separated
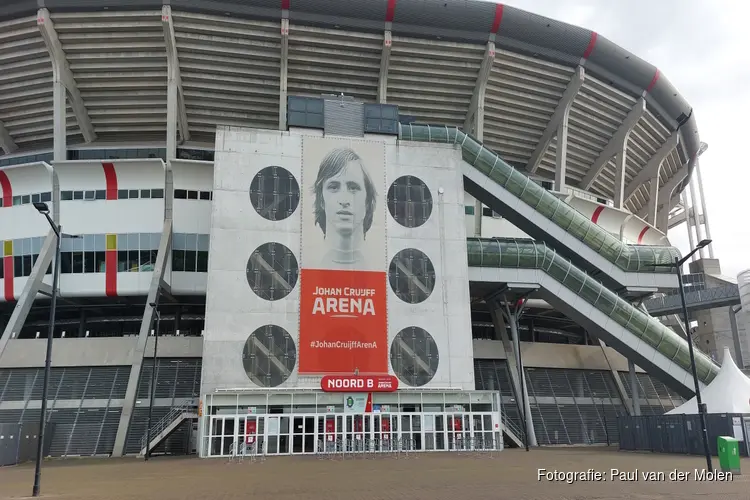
(299, 137, 387, 374)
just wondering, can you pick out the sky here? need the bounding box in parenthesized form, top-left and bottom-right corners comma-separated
(492, 0, 750, 279)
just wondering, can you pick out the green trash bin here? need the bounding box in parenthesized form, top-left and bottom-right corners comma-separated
(717, 436, 741, 474)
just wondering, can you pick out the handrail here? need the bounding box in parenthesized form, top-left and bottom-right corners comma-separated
(139, 400, 197, 452)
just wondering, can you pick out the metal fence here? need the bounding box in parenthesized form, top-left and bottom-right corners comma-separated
(617, 413, 749, 457)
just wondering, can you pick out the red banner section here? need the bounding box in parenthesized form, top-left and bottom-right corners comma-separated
(321, 375, 399, 393)
(245, 420, 257, 444)
(299, 268, 387, 374)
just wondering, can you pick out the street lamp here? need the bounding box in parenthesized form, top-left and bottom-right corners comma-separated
(654, 238, 713, 472)
(31, 202, 79, 497)
(144, 301, 162, 461)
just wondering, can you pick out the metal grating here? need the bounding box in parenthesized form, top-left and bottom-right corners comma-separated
(0, 367, 130, 402)
(173, 11, 281, 135)
(135, 358, 202, 401)
(388, 37, 483, 127)
(288, 25, 381, 103)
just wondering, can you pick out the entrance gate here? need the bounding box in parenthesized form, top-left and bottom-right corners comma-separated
(206, 411, 497, 457)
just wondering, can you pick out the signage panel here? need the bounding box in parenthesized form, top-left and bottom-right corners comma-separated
(321, 374, 399, 392)
(298, 137, 388, 374)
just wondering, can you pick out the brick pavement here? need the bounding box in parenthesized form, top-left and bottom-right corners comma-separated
(1, 448, 749, 500)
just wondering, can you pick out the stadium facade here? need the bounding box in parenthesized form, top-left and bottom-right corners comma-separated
(0, 0, 746, 458)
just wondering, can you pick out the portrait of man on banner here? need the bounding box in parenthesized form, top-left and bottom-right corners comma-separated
(311, 148, 379, 271)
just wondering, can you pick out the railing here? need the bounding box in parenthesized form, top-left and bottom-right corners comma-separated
(502, 412, 524, 443)
(644, 283, 740, 316)
(139, 400, 197, 453)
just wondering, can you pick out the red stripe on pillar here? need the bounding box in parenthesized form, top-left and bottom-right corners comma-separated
(281, 0, 290, 10)
(636, 226, 650, 244)
(646, 69, 660, 93)
(582, 32, 598, 60)
(102, 162, 118, 200)
(385, 0, 396, 22)
(491, 4, 504, 34)
(105, 250, 117, 297)
(0, 170, 11, 208)
(3, 255, 13, 302)
(591, 205, 605, 224)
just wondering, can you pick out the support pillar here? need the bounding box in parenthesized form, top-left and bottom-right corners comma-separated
(729, 306, 744, 368)
(0, 230, 57, 358)
(646, 175, 660, 226)
(612, 139, 628, 209)
(628, 360, 641, 416)
(506, 309, 537, 447)
(112, 220, 173, 457)
(597, 339, 633, 415)
(279, 16, 289, 128)
(553, 105, 570, 192)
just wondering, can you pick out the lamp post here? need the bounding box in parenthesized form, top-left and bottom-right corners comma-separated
(654, 238, 713, 472)
(144, 301, 161, 461)
(31, 202, 79, 497)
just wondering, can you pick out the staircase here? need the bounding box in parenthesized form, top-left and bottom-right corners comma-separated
(502, 413, 525, 448)
(139, 401, 198, 457)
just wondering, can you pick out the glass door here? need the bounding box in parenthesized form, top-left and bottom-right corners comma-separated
(265, 415, 291, 455)
(317, 414, 341, 453)
(374, 413, 394, 452)
(241, 415, 264, 456)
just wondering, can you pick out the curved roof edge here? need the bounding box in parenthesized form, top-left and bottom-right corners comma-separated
(3, 0, 700, 189)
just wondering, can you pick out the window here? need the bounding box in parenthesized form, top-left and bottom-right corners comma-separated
(199, 191, 210, 201)
(187, 190, 198, 200)
(151, 189, 164, 199)
(95, 190, 106, 200)
(118, 189, 129, 200)
(172, 233, 210, 272)
(174, 189, 187, 199)
(464, 205, 475, 216)
(62, 191, 73, 201)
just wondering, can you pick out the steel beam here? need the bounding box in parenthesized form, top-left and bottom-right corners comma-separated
(636, 156, 694, 219)
(377, 29, 392, 103)
(580, 97, 646, 191)
(112, 220, 173, 457)
(526, 66, 585, 174)
(624, 132, 679, 202)
(463, 41, 495, 134)
(162, 6, 191, 144)
(279, 17, 290, 128)
(0, 121, 17, 154)
(0, 230, 56, 360)
(37, 9, 96, 144)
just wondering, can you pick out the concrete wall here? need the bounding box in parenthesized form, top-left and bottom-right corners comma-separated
(0, 336, 203, 368)
(472, 339, 648, 373)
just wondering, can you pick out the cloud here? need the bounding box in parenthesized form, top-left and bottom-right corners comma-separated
(491, 0, 750, 277)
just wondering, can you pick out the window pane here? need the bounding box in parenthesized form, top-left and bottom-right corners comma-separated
(72, 252, 84, 273)
(174, 189, 187, 199)
(141, 189, 151, 199)
(117, 250, 129, 272)
(187, 191, 198, 200)
(32, 193, 41, 203)
(84, 252, 95, 273)
(61, 191, 73, 201)
(73, 191, 83, 200)
(151, 189, 164, 199)
(118, 189, 129, 200)
(95, 190, 106, 200)
(184, 250, 197, 272)
(129, 189, 139, 199)
(127, 250, 139, 271)
(197, 250, 208, 272)
(40, 191, 51, 202)
(172, 249, 185, 272)
(95, 251, 106, 273)
(21, 195, 30, 204)
(84, 191, 95, 200)
(199, 191, 210, 200)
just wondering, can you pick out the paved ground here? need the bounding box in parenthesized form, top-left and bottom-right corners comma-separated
(1, 448, 748, 499)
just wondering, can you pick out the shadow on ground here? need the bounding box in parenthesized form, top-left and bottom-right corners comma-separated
(1, 448, 748, 500)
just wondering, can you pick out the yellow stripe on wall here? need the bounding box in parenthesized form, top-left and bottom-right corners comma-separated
(3, 240, 11, 257)
(106, 234, 117, 251)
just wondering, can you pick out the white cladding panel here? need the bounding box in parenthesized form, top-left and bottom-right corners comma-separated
(203, 127, 474, 395)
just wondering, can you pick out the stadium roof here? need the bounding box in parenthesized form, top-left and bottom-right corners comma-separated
(0, 0, 701, 217)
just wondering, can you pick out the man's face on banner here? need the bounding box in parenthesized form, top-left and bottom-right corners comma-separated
(322, 159, 367, 238)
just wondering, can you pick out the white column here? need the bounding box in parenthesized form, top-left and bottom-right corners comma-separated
(695, 163, 714, 258)
(646, 175, 660, 226)
(553, 106, 570, 192)
(612, 139, 628, 209)
(52, 79, 66, 162)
